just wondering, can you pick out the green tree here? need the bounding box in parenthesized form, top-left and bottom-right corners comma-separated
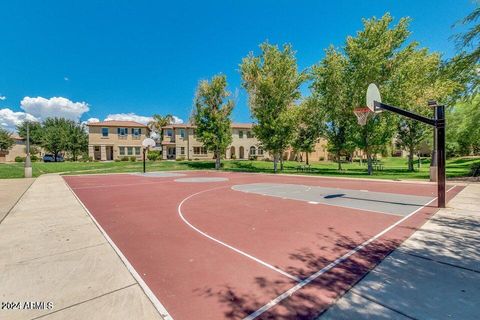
(291, 98, 323, 165)
(447, 96, 480, 156)
(240, 42, 306, 173)
(392, 45, 466, 170)
(454, 4, 480, 69)
(0, 128, 15, 152)
(66, 122, 88, 161)
(41, 118, 70, 161)
(16, 120, 43, 145)
(345, 13, 410, 175)
(192, 74, 234, 170)
(311, 47, 356, 170)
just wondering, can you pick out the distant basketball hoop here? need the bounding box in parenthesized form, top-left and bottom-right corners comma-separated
(142, 138, 156, 149)
(141, 138, 156, 173)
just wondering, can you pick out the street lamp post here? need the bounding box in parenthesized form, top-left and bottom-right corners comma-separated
(24, 122, 32, 178)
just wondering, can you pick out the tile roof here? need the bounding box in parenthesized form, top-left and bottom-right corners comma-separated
(162, 123, 254, 129)
(87, 120, 148, 128)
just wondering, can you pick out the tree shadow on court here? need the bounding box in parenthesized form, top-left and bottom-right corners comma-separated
(194, 228, 404, 319)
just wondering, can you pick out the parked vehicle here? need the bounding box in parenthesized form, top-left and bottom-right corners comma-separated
(43, 154, 64, 162)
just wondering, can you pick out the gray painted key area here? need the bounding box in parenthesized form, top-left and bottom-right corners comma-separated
(232, 183, 434, 216)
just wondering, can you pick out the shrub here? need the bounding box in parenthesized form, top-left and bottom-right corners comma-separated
(176, 156, 186, 161)
(30, 154, 39, 161)
(130, 156, 137, 162)
(15, 156, 25, 162)
(319, 156, 325, 161)
(249, 155, 258, 160)
(471, 162, 480, 177)
(230, 154, 236, 160)
(121, 156, 129, 161)
(147, 150, 161, 161)
(114, 159, 121, 162)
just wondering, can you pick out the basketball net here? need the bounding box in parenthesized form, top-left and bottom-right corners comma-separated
(353, 107, 373, 126)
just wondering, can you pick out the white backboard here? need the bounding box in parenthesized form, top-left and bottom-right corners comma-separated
(366, 83, 382, 112)
(142, 138, 156, 149)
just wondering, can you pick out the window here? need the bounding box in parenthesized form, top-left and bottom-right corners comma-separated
(246, 131, 253, 138)
(132, 128, 141, 137)
(135, 147, 141, 155)
(166, 129, 173, 137)
(249, 146, 256, 155)
(117, 127, 128, 136)
(119, 147, 125, 155)
(258, 147, 264, 156)
(193, 147, 207, 155)
(180, 147, 185, 155)
(102, 127, 109, 137)
(179, 129, 185, 139)
(239, 130, 244, 138)
(127, 147, 133, 155)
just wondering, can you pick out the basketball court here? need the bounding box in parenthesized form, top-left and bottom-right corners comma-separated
(63, 171, 462, 320)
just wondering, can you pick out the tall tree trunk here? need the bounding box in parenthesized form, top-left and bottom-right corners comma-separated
(367, 152, 373, 175)
(337, 151, 342, 170)
(408, 146, 414, 172)
(273, 153, 278, 173)
(280, 155, 284, 171)
(306, 152, 309, 165)
(215, 149, 221, 170)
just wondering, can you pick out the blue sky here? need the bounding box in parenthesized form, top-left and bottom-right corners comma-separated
(0, 0, 476, 131)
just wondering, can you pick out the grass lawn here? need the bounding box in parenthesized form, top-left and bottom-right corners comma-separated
(1, 156, 479, 180)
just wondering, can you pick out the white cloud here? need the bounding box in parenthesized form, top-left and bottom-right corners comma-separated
(0, 95, 6, 101)
(0, 108, 38, 132)
(20, 96, 89, 122)
(64, 77, 69, 81)
(104, 113, 184, 126)
(81, 117, 100, 127)
(172, 116, 184, 124)
(105, 113, 153, 125)
(85, 117, 100, 123)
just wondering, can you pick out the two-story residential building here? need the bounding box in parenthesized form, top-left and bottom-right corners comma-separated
(0, 134, 27, 162)
(87, 120, 150, 161)
(161, 123, 268, 160)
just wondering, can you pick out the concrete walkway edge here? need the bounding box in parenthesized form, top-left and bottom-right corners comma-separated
(65, 181, 174, 320)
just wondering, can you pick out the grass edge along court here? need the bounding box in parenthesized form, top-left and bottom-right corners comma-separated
(0, 156, 479, 180)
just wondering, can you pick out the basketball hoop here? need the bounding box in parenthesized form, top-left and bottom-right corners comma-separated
(353, 107, 372, 126)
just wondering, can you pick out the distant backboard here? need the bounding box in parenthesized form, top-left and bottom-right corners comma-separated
(142, 138, 156, 149)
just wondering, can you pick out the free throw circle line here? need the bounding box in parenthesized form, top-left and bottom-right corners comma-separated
(177, 186, 301, 283)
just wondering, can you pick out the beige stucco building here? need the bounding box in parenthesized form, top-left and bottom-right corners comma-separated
(87, 120, 150, 161)
(0, 134, 27, 162)
(161, 123, 268, 160)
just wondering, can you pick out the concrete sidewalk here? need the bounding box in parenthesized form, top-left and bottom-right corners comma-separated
(0, 175, 164, 320)
(0, 178, 35, 222)
(320, 183, 480, 320)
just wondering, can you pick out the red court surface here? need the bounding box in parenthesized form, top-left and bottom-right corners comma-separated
(63, 171, 463, 320)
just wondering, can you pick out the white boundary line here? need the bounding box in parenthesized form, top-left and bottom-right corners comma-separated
(64, 179, 175, 320)
(178, 186, 302, 282)
(242, 185, 458, 320)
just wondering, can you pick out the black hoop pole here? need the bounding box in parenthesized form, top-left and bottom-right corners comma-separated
(143, 148, 146, 173)
(374, 101, 446, 208)
(436, 105, 446, 208)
